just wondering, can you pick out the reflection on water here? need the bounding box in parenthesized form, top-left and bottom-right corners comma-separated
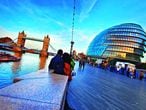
(12, 61, 21, 74)
(0, 51, 51, 88)
(12, 52, 22, 74)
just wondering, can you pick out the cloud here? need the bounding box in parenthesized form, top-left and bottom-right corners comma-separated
(0, 25, 70, 53)
(0, 27, 17, 39)
(67, 29, 97, 53)
(1, 0, 68, 30)
(0, 1, 14, 15)
(79, 0, 98, 22)
(42, 14, 69, 29)
(24, 32, 70, 53)
(74, 29, 99, 42)
(0, 0, 101, 54)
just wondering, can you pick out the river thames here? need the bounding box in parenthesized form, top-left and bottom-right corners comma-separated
(0, 50, 52, 88)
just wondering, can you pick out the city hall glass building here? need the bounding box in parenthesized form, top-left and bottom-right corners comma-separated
(87, 23, 146, 62)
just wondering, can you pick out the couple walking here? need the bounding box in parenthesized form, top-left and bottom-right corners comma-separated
(49, 49, 75, 81)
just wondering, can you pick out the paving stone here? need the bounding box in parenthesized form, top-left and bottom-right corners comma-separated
(0, 96, 60, 110)
(17, 70, 50, 79)
(67, 64, 146, 110)
(0, 71, 68, 110)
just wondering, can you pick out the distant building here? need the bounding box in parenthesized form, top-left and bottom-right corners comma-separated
(78, 52, 86, 59)
(87, 23, 146, 63)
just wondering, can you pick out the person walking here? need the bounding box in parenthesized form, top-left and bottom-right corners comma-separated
(79, 57, 86, 70)
(139, 71, 144, 80)
(82, 57, 86, 70)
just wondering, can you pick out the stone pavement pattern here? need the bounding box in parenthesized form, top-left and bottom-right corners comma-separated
(67, 64, 146, 110)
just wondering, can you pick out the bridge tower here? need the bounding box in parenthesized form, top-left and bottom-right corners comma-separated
(13, 31, 26, 52)
(40, 35, 50, 57)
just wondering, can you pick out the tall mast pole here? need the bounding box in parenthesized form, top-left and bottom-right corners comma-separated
(70, 0, 76, 55)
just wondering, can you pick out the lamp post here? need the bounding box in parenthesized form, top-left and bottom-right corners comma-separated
(70, 0, 76, 55)
(70, 41, 74, 55)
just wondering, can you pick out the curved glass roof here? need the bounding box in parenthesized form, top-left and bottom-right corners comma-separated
(87, 23, 146, 62)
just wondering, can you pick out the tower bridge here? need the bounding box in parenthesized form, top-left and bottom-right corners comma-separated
(13, 31, 50, 57)
(0, 31, 57, 56)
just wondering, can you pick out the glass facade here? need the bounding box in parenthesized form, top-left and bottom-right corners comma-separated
(87, 23, 146, 62)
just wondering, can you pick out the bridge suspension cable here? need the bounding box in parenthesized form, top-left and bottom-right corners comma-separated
(6, 38, 18, 45)
(49, 44, 57, 53)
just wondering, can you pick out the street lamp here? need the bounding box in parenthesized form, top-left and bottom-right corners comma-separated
(70, 41, 74, 55)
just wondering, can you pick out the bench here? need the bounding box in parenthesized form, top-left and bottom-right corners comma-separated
(0, 69, 68, 110)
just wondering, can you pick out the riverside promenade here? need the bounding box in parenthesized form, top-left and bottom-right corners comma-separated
(0, 69, 68, 110)
(67, 63, 146, 110)
(0, 63, 146, 110)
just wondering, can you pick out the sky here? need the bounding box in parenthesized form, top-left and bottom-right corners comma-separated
(0, 0, 146, 61)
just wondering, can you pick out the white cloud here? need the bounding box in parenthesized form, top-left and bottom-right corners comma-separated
(24, 32, 70, 53)
(49, 34, 71, 53)
(3, 0, 68, 30)
(0, 1, 13, 14)
(69, 29, 98, 53)
(0, 27, 17, 39)
(79, 0, 98, 22)
(0, 0, 101, 54)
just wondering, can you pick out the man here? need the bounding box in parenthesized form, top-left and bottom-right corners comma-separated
(49, 49, 64, 75)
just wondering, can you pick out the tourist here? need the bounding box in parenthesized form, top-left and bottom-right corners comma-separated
(139, 71, 144, 80)
(116, 65, 121, 73)
(129, 68, 136, 79)
(82, 57, 86, 70)
(79, 58, 82, 69)
(133, 68, 136, 79)
(79, 57, 86, 70)
(126, 68, 130, 77)
(70, 57, 76, 76)
(70, 55, 75, 71)
(103, 60, 108, 70)
(48, 49, 64, 75)
(63, 52, 72, 80)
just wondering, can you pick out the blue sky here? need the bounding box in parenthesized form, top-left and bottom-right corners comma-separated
(0, 0, 146, 61)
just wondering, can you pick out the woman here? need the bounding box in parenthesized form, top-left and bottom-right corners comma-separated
(63, 53, 72, 81)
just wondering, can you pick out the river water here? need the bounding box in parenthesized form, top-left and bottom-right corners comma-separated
(0, 50, 52, 88)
